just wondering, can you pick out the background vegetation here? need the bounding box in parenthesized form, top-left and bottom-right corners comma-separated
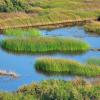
(0, 0, 100, 29)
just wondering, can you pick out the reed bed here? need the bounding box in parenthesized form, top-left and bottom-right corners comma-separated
(35, 58, 100, 77)
(3, 28, 41, 37)
(1, 37, 90, 54)
(84, 21, 100, 34)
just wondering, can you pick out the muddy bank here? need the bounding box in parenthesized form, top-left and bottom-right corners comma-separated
(0, 18, 96, 30)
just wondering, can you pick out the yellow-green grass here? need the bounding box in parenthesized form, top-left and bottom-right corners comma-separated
(84, 21, 100, 34)
(35, 58, 100, 77)
(3, 28, 41, 37)
(1, 37, 90, 54)
(0, 0, 100, 29)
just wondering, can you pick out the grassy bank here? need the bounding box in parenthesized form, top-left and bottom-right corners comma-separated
(0, 0, 100, 29)
(1, 79, 99, 100)
(35, 58, 100, 77)
(1, 37, 90, 54)
(84, 21, 100, 34)
(3, 28, 41, 36)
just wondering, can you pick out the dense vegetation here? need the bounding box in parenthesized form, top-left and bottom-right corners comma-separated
(35, 58, 100, 77)
(3, 28, 41, 36)
(0, 79, 99, 100)
(1, 37, 90, 54)
(0, 0, 100, 29)
(84, 21, 100, 34)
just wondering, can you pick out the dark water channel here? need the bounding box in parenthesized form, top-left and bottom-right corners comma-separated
(0, 26, 100, 91)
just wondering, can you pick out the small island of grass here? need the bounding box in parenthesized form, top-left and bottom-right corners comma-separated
(35, 58, 100, 77)
(1, 37, 90, 54)
(84, 21, 100, 34)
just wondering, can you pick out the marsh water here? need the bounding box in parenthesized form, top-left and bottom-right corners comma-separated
(0, 26, 100, 91)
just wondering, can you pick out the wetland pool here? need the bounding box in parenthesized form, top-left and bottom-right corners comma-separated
(0, 26, 100, 91)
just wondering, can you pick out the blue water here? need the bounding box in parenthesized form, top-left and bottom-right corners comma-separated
(0, 26, 100, 91)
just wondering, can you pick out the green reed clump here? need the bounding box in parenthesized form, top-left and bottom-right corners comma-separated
(3, 28, 41, 36)
(84, 21, 100, 34)
(87, 58, 100, 66)
(35, 58, 100, 77)
(1, 37, 90, 54)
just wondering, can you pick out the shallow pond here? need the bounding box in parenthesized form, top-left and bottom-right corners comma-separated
(0, 26, 100, 91)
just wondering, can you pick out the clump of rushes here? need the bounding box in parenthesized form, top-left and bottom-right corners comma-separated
(84, 21, 100, 34)
(1, 37, 90, 54)
(87, 58, 100, 66)
(3, 28, 40, 37)
(35, 58, 100, 77)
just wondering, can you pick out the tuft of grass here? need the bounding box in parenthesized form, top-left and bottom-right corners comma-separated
(3, 28, 41, 37)
(84, 21, 100, 34)
(1, 37, 90, 54)
(35, 58, 100, 77)
(87, 58, 100, 66)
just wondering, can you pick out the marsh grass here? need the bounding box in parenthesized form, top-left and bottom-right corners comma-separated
(84, 21, 100, 34)
(3, 28, 41, 37)
(35, 58, 100, 77)
(1, 37, 90, 54)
